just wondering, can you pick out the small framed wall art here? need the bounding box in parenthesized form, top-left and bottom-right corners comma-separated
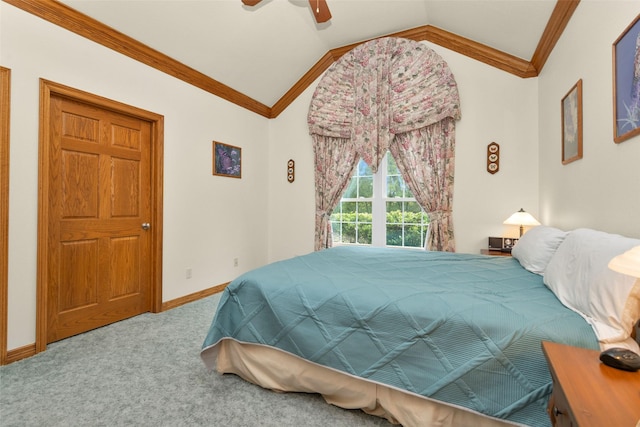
(613, 14, 640, 143)
(561, 79, 583, 164)
(212, 141, 242, 178)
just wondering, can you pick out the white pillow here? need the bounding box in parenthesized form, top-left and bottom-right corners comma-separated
(543, 228, 640, 344)
(511, 225, 568, 275)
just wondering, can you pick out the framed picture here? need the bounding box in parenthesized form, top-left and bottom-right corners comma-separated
(561, 79, 583, 164)
(613, 14, 640, 143)
(212, 141, 241, 178)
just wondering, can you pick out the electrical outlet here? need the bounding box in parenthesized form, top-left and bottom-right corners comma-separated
(233, 258, 239, 267)
(186, 268, 192, 279)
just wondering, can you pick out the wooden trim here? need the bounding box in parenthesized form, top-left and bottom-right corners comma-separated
(150, 117, 164, 313)
(419, 26, 538, 77)
(161, 282, 229, 312)
(530, 0, 581, 74)
(274, 0, 582, 112)
(5, 343, 36, 365)
(3, 0, 271, 118)
(0, 67, 10, 365)
(271, 23, 538, 115)
(36, 80, 51, 354)
(37, 79, 164, 353)
(4, 0, 576, 119)
(271, 52, 336, 118)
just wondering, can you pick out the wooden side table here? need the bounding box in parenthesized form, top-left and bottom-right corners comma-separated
(542, 341, 640, 427)
(480, 249, 512, 257)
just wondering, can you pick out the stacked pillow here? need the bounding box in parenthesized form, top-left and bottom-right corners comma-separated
(543, 228, 640, 345)
(511, 225, 567, 275)
(512, 226, 640, 348)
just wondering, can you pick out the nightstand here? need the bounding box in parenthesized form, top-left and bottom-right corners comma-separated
(480, 249, 512, 257)
(542, 341, 640, 427)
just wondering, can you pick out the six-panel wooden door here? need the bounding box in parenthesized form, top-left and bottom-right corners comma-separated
(46, 94, 152, 343)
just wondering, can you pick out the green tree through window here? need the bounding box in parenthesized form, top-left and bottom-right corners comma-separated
(331, 152, 429, 248)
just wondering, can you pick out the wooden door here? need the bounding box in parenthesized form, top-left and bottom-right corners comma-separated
(45, 94, 152, 343)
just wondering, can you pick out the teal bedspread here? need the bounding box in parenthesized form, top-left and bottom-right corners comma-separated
(201, 247, 598, 426)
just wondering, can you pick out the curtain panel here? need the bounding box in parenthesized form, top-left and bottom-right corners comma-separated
(389, 120, 456, 252)
(312, 134, 359, 251)
(308, 37, 461, 251)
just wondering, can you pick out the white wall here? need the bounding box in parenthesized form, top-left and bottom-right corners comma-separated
(268, 41, 540, 262)
(1, 3, 269, 350)
(267, 85, 318, 262)
(538, 0, 640, 238)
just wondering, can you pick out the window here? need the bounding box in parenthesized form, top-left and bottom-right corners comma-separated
(331, 152, 429, 248)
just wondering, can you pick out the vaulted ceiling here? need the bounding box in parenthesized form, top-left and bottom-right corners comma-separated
(5, 0, 580, 118)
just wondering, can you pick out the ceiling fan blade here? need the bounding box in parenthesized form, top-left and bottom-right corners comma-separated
(241, 0, 263, 6)
(308, 0, 331, 23)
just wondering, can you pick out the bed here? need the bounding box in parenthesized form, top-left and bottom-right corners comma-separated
(201, 227, 640, 427)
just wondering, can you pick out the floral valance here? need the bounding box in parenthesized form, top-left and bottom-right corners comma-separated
(307, 37, 461, 171)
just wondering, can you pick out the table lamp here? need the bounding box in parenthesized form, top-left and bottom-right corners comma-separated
(503, 208, 540, 237)
(599, 245, 640, 371)
(608, 246, 640, 343)
(608, 245, 640, 278)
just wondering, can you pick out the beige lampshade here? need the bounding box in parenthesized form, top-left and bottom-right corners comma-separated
(608, 245, 640, 278)
(503, 208, 540, 237)
(503, 208, 541, 227)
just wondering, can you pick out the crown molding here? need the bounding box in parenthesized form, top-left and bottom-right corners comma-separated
(4, 0, 579, 119)
(3, 0, 272, 117)
(530, 0, 581, 73)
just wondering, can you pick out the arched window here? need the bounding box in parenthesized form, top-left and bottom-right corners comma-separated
(308, 37, 460, 251)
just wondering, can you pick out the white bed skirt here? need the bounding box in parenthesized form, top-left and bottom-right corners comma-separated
(201, 339, 526, 427)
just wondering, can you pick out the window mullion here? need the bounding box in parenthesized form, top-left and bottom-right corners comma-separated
(372, 157, 387, 247)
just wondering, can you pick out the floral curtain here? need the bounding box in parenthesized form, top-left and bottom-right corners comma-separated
(312, 134, 359, 251)
(308, 37, 461, 251)
(389, 119, 456, 251)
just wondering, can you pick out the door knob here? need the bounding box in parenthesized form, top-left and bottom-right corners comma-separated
(141, 223, 151, 230)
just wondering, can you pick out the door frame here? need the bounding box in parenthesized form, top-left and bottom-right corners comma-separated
(0, 67, 11, 365)
(37, 79, 164, 353)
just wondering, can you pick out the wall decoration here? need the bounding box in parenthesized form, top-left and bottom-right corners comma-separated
(212, 141, 241, 178)
(613, 14, 640, 143)
(561, 79, 583, 164)
(287, 159, 295, 183)
(486, 142, 499, 174)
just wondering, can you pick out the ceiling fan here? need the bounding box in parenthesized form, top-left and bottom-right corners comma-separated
(241, 0, 332, 24)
